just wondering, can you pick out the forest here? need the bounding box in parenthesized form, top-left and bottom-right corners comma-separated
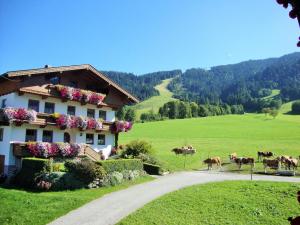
(102, 52, 300, 113)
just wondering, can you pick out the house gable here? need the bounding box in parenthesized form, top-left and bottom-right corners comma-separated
(0, 64, 139, 109)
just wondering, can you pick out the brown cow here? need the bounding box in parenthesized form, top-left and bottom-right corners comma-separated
(203, 157, 222, 170)
(172, 148, 183, 155)
(234, 157, 255, 170)
(257, 151, 274, 162)
(263, 159, 281, 173)
(285, 158, 298, 171)
(278, 155, 295, 170)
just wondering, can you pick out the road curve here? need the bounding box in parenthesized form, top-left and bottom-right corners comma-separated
(49, 171, 300, 225)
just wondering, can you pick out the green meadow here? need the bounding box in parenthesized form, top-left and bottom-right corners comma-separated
(118, 181, 300, 225)
(120, 113, 300, 171)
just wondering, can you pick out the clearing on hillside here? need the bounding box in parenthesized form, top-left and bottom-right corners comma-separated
(132, 78, 175, 119)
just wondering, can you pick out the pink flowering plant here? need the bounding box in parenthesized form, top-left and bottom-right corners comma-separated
(55, 85, 105, 106)
(3, 107, 37, 123)
(115, 120, 133, 133)
(27, 142, 82, 158)
(53, 113, 103, 131)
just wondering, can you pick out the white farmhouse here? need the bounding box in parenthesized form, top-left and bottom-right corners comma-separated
(0, 64, 138, 176)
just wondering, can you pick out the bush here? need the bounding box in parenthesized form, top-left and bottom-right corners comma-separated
(65, 159, 106, 184)
(121, 140, 154, 158)
(103, 171, 124, 186)
(35, 172, 87, 190)
(12, 158, 50, 188)
(136, 153, 159, 165)
(98, 159, 143, 173)
(292, 101, 300, 114)
(143, 163, 161, 175)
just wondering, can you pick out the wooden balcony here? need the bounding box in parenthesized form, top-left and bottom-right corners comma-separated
(12, 142, 102, 161)
(0, 110, 113, 133)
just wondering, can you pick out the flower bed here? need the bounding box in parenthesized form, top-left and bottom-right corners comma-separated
(114, 121, 132, 133)
(2, 107, 37, 123)
(51, 113, 103, 130)
(27, 142, 82, 158)
(55, 85, 106, 106)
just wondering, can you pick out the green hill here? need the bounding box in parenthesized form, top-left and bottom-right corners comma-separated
(132, 78, 176, 119)
(120, 113, 300, 171)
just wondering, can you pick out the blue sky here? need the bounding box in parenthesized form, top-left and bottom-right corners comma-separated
(0, 0, 299, 75)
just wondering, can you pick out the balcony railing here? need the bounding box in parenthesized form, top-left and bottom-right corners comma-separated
(12, 142, 102, 161)
(0, 109, 113, 133)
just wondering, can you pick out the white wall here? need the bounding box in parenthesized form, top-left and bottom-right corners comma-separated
(0, 92, 116, 166)
(2, 93, 115, 122)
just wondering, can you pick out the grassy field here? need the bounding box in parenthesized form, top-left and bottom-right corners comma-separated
(0, 176, 154, 225)
(132, 78, 175, 119)
(120, 113, 300, 172)
(118, 181, 300, 225)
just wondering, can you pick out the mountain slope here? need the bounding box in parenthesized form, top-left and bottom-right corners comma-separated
(132, 78, 176, 119)
(168, 52, 300, 112)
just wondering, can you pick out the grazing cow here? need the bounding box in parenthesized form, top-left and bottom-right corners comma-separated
(277, 155, 295, 170)
(234, 157, 255, 170)
(203, 157, 222, 170)
(263, 159, 281, 173)
(229, 153, 237, 163)
(285, 158, 298, 171)
(172, 146, 196, 155)
(257, 151, 274, 162)
(172, 148, 183, 155)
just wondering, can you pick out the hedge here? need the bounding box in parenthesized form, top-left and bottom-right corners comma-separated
(22, 158, 51, 172)
(12, 158, 50, 188)
(97, 159, 143, 173)
(143, 163, 161, 175)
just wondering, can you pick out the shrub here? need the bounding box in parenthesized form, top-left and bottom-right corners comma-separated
(136, 153, 159, 165)
(98, 159, 143, 173)
(12, 158, 50, 188)
(35, 172, 86, 190)
(65, 159, 106, 184)
(103, 171, 123, 186)
(292, 101, 300, 114)
(143, 163, 161, 175)
(121, 140, 154, 158)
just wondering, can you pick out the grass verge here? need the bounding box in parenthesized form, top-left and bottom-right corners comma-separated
(118, 180, 300, 225)
(0, 176, 154, 225)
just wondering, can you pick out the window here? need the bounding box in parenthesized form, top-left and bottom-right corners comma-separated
(64, 132, 71, 143)
(67, 106, 76, 116)
(42, 130, 53, 142)
(99, 110, 106, 120)
(97, 134, 105, 145)
(86, 133, 94, 145)
(28, 99, 39, 112)
(69, 81, 78, 88)
(48, 75, 60, 85)
(0, 128, 3, 142)
(87, 109, 95, 118)
(1, 99, 7, 108)
(44, 102, 55, 114)
(25, 129, 37, 142)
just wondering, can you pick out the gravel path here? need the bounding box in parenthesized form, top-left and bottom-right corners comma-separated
(49, 171, 300, 225)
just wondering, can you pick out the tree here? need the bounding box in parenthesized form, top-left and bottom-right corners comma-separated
(262, 107, 271, 116)
(276, 0, 300, 46)
(292, 101, 300, 114)
(190, 102, 199, 117)
(269, 109, 279, 119)
(124, 108, 136, 122)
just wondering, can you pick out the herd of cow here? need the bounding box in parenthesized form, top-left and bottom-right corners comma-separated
(203, 151, 299, 174)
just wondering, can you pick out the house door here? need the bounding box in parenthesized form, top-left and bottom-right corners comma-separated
(0, 155, 5, 175)
(64, 132, 76, 143)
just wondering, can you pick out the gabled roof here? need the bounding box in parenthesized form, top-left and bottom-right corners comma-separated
(2, 64, 139, 103)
